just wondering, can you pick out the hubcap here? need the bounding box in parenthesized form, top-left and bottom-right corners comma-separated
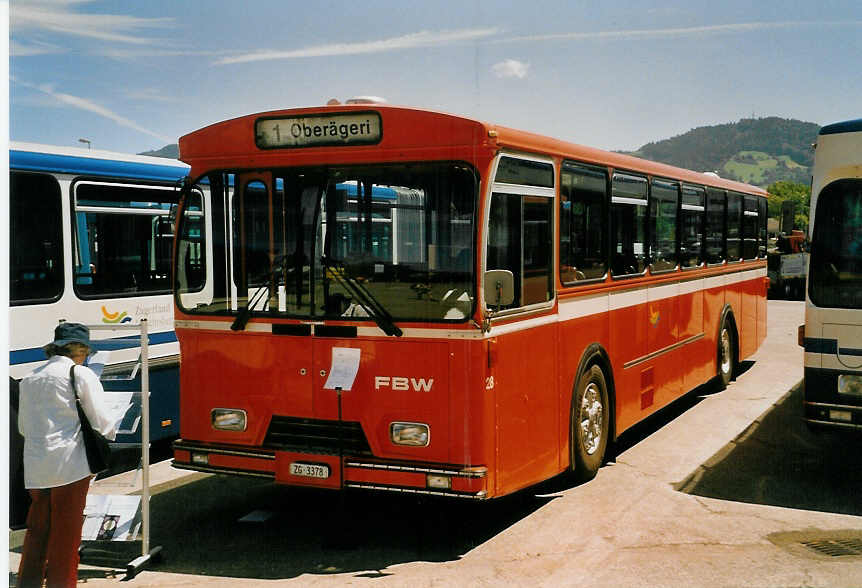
(720, 328, 732, 376)
(579, 382, 604, 455)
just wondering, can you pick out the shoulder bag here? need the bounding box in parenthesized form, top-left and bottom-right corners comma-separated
(70, 365, 111, 474)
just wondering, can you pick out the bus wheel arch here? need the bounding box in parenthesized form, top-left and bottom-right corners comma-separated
(568, 344, 614, 483)
(716, 306, 739, 390)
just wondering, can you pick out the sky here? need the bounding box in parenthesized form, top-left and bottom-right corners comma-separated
(8, 0, 862, 156)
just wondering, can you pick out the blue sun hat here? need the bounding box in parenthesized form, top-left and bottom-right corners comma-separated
(48, 322, 92, 350)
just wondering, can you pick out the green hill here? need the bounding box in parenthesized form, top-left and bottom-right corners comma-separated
(139, 144, 179, 159)
(626, 117, 819, 187)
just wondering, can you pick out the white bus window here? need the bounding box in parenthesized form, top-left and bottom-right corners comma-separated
(10, 173, 63, 304)
(73, 182, 183, 297)
(809, 179, 862, 308)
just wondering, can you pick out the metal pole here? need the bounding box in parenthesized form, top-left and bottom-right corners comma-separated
(140, 318, 150, 557)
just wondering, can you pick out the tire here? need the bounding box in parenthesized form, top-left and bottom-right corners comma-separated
(570, 364, 609, 483)
(716, 318, 736, 390)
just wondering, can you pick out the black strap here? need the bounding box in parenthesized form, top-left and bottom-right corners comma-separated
(69, 364, 78, 399)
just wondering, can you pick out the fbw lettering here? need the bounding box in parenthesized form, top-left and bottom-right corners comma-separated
(374, 376, 434, 392)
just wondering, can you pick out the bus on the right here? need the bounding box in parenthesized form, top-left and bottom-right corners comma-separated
(802, 118, 862, 431)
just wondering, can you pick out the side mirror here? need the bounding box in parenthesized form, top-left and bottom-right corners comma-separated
(484, 269, 515, 309)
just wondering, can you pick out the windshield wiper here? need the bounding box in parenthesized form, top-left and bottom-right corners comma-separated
(230, 255, 295, 331)
(321, 255, 402, 337)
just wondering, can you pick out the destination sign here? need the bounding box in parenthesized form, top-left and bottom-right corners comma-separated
(255, 112, 382, 149)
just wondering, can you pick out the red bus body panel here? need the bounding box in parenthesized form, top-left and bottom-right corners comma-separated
(173, 103, 768, 499)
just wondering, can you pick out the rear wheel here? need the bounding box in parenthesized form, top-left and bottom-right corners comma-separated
(570, 365, 609, 483)
(717, 318, 736, 390)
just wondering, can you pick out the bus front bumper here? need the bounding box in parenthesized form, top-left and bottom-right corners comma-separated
(804, 401, 862, 431)
(172, 440, 489, 499)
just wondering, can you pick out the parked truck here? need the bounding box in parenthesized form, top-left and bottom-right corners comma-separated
(768, 229, 808, 299)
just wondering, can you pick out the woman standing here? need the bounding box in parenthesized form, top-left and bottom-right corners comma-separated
(17, 323, 119, 588)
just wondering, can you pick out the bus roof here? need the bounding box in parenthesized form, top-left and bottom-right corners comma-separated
(10, 141, 189, 183)
(819, 118, 862, 136)
(179, 104, 766, 197)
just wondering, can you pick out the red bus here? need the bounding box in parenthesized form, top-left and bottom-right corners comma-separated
(171, 102, 768, 499)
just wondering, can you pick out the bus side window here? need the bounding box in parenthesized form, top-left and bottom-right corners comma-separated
(726, 192, 743, 262)
(649, 179, 679, 273)
(705, 188, 726, 264)
(74, 182, 181, 297)
(10, 172, 63, 304)
(611, 173, 648, 277)
(680, 185, 705, 268)
(743, 195, 759, 260)
(560, 162, 607, 283)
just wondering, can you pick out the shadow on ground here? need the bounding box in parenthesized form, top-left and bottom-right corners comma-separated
(677, 382, 862, 516)
(77, 476, 557, 580)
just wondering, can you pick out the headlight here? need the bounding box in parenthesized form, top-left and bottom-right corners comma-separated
(838, 374, 862, 397)
(211, 408, 247, 431)
(390, 422, 429, 447)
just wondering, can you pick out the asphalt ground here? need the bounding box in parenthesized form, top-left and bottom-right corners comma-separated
(8, 300, 862, 587)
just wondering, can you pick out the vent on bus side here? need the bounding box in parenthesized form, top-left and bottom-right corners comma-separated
(263, 416, 372, 456)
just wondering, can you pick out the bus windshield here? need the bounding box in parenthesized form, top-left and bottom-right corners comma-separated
(809, 178, 862, 309)
(176, 161, 477, 324)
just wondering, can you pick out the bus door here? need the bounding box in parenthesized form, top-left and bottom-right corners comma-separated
(485, 155, 558, 494)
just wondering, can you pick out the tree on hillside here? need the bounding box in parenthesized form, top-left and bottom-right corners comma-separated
(767, 180, 810, 231)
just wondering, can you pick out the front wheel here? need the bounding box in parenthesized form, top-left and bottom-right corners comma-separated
(570, 365, 609, 483)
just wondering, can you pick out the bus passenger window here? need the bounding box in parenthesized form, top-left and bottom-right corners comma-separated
(726, 192, 742, 261)
(10, 172, 63, 304)
(680, 185, 705, 268)
(705, 188, 726, 264)
(743, 195, 759, 260)
(649, 179, 679, 272)
(560, 162, 607, 283)
(611, 173, 648, 277)
(758, 197, 768, 258)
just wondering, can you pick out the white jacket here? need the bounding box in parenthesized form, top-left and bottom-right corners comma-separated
(19, 355, 119, 489)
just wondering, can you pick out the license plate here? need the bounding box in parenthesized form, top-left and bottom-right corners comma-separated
(289, 462, 330, 479)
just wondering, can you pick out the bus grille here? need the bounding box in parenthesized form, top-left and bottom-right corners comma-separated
(263, 416, 372, 456)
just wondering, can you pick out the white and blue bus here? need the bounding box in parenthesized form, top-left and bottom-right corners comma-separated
(801, 119, 862, 430)
(9, 142, 210, 446)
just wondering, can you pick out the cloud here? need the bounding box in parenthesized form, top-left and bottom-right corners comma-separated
(10, 39, 63, 56)
(492, 59, 529, 79)
(100, 47, 227, 61)
(495, 20, 862, 44)
(214, 27, 501, 65)
(12, 77, 174, 144)
(11, 1, 173, 45)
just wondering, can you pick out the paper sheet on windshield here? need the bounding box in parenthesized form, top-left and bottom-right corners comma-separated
(323, 347, 361, 390)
